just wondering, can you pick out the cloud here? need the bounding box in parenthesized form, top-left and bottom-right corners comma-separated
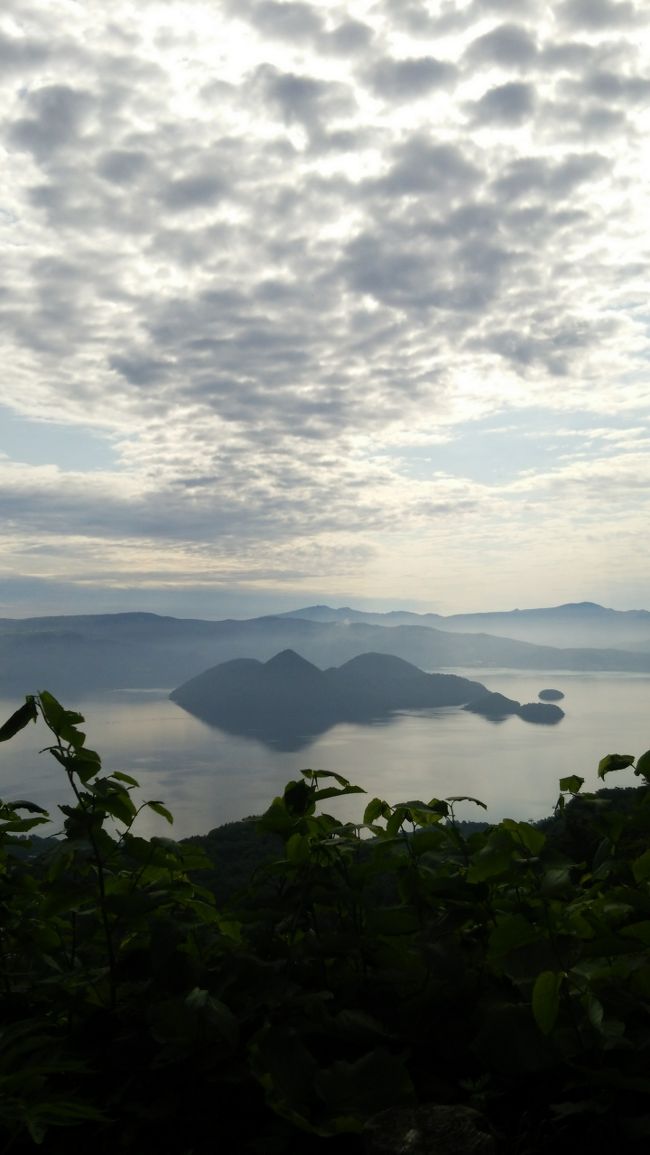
(0, 28, 49, 72)
(364, 56, 458, 102)
(491, 152, 608, 199)
(97, 148, 151, 185)
(373, 136, 482, 196)
(229, 0, 324, 43)
(324, 20, 374, 56)
(557, 0, 642, 30)
(253, 64, 356, 141)
(9, 84, 91, 159)
(565, 65, 650, 102)
(160, 172, 226, 212)
(0, 0, 648, 615)
(464, 23, 538, 68)
(469, 81, 537, 126)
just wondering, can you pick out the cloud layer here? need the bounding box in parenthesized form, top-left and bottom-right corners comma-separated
(1, 0, 649, 614)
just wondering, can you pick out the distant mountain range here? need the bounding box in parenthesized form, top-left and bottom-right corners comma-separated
(279, 602, 650, 651)
(0, 602, 649, 699)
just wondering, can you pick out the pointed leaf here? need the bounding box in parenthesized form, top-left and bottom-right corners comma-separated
(598, 753, 634, 779)
(363, 797, 389, 824)
(635, 749, 650, 781)
(0, 697, 38, 742)
(532, 970, 563, 1035)
(286, 832, 310, 864)
(313, 784, 365, 802)
(446, 795, 488, 809)
(559, 775, 584, 794)
(284, 778, 313, 817)
(301, 769, 353, 787)
(386, 806, 408, 838)
(111, 770, 140, 786)
(7, 799, 49, 815)
(501, 819, 545, 855)
(632, 849, 650, 884)
(147, 800, 174, 825)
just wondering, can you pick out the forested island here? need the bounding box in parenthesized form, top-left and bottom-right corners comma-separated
(170, 650, 564, 747)
(1, 692, 649, 1155)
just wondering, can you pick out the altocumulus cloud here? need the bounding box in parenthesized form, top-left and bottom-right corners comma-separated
(1, 0, 649, 614)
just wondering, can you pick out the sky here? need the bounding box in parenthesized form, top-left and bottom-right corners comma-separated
(1, 0, 649, 620)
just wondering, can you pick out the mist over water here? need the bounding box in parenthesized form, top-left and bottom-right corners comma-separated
(1, 670, 647, 840)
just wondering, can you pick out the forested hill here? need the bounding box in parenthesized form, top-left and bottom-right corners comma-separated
(3, 690, 650, 1155)
(170, 650, 487, 747)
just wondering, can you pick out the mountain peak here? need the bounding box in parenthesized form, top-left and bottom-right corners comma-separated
(264, 649, 321, 676)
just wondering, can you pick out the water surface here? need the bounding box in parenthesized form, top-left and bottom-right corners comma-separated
(1, 670, 647, 839)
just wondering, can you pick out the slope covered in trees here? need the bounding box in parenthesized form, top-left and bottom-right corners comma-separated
(1, 694, 650, 1154)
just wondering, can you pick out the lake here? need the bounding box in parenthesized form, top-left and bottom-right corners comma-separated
(1, 669, 648, 839)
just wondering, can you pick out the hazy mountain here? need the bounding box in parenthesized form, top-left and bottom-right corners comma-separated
(1, 608, 650, 700)
(170, 650, 487, 750)
(280, 602, 650, 651)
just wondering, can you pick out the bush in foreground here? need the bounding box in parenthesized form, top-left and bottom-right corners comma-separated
(1, 694, 650, 1153)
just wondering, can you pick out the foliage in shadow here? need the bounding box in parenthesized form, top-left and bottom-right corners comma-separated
(0, 696, 649, 1154)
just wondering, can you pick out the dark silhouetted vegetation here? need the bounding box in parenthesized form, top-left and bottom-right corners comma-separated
(1, 694, 650, 1153)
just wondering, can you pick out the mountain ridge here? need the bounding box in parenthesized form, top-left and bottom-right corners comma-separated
(1, 604, 649, 698)
(278, 601, 650, 650)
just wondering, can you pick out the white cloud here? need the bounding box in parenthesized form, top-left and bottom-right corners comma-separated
(1, 0, 649, 614)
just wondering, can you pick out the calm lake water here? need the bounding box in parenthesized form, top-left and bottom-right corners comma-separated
(1, 670, 648, 839)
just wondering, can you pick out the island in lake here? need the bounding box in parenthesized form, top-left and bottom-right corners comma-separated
(170, 651, 565, 749)
(464, 690, 564, 724)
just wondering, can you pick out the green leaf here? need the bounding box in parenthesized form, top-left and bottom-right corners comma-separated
(635, 749, 650, 781)
(488, 914, 541, 961)
(257, 796, 295, 837)
(301, 769, 353, 787)
(286, 832, 310, 864)
(446, 794, 488, 809)
(185, 987, 239, 1048)
(532, 970, 563, 1035)
(620, 920, 650, 946)
(67, 748, 102, 784)
(0, 814, 49, 834)
(313, 784, 365, 802)
(315, 1048, 415, 1119)
(397, 800, 447, 826)
(366, 906, 421, 936)
(386, 806, 408, 838)
(598, 753, 635, 779)
(147, 800, 174, 825)
(467, 841, 514, 883)
(501, 819, 545, 855)
(559, 774, 584, 793)
(6, 799, 49, 814)
(97, 789, 137, 826)
(283, 778, 314, 817)
(584, 992, 604, 1032)
(632, 849, 650, 883)
(541, 866, 573, 896)
(363, 797, 390, 824)
(38, 691, 86, 746)
(110, 770, 140, 786)
(250, 1025, 317, 1116)
(0, 697, 38, 742)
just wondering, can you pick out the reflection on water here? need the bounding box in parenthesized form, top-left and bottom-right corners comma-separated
(0, 670, 648, 839)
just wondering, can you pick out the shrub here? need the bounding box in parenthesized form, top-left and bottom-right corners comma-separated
(1, 695, 650, 1153)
